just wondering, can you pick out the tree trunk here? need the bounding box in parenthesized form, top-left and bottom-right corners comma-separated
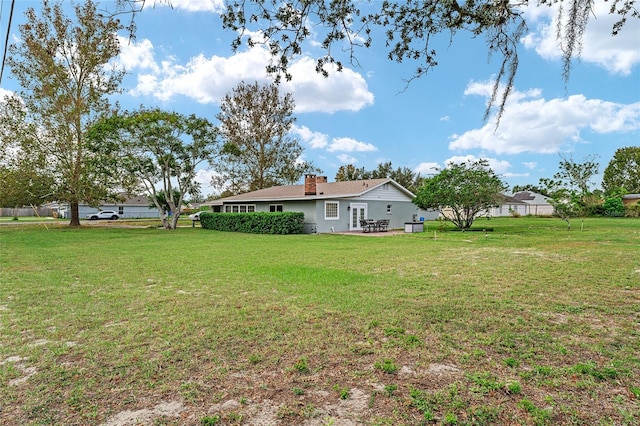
(69, 201, 81, 227)
(161, 211, 171, 230)
(171, 213, 180, 230)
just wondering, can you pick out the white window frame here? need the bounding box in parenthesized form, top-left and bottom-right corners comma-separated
(224, 204, 256, 213)
(324, 201, 339, 220)
(269, 204, 284, 212)
(386, 204, 392, 214)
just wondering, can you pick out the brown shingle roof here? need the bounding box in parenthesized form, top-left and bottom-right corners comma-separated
(497, 194, 527, 204)
(220, 178, 405, 202)
(513, 191, 535, 201)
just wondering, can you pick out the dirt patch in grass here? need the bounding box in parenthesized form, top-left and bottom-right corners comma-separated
(102, 401, 186, 426)
(2, 356, 38, 387)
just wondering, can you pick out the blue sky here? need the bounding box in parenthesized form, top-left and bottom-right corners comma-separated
(1, 0, 639, 197)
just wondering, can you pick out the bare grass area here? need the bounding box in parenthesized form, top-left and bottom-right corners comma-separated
(1, 217, 639, 425)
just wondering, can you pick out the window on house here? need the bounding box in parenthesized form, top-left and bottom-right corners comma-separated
(224, 204, 256, 213)
(325, 201, 339, 220)
(386, 204, 392, 214)
(118, 207, 124, 215)
(269, 204, 283, 212)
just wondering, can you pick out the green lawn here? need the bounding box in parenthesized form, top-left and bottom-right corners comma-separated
(0, 216, 62, 222)
(1, 217, 639, 425)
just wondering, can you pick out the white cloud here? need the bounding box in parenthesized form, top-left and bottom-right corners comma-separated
(503, 172, 530, 178)
(451, 81, 640, 154)
(193, 168, 220, 196)
(121, 37, 374, 113)
(522, 161, 537, 170)
(130, 48, 272, 102)
(0, 88, 13, 100)
(194, 168, 218, 185)
(154, 0, 225, 13)
(290, 126, 378, 170)
(521, 2, 640, 74)
(327, 137, 377, 153)
(445, 155, 512, 175)
(290, 125, 329, 149)
(116, 36, 159, 73)
(414, 162, 441, 175)
(337, 154, 357, 164)
(291, 125, 329, 149)
(282, 57, 374, 113)
(465, 81, 542, 102)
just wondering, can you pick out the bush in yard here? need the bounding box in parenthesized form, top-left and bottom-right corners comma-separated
(200, 212, 304, 234)
(603, 197, 625, 217)
(625, 203, 640, 218)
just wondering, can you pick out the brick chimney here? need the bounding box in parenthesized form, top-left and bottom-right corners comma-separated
(305, 174, 317, 195)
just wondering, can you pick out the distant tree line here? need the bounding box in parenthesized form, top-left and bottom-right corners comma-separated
(334, 162, 424, 193)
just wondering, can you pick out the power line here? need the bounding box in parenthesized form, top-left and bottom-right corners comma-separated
(0, 0, 15, 86)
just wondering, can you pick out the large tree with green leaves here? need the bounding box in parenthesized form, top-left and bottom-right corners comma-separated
(220, 0, 638, 122)
(213, 81, 318, 194)
(538, 154, 600, 228)
(1, 0, 124, 226)
(88, 108, 219, 230)
(602, 146, 640, 195)
(413, 160, 506, 230)
(0, 98, 56, 208)
(0, 162, 55, 209)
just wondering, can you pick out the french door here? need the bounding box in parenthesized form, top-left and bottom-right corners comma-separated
(350, 203, 368, 231)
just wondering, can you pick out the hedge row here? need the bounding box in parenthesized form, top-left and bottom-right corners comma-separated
(624, 204, 640, 218)
(199, 212, 305, 234)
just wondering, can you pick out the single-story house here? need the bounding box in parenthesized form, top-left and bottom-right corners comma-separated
(482, 194, 529, 217)
(486, 192, 555, 217)
(208, 174, 438, 233)
(510, 191, 555, 216)
(60, 193, 162, 219)
(622, 194, 640, 206)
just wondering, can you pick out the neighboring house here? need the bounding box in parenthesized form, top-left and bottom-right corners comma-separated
(60, 193, 161, 219)
(511, 191, 555, 216)
(209, 174, 437, 233)
(622, 194, 640, 206)
(486, 192, 555, 217)
(485, 194, 529, 217)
